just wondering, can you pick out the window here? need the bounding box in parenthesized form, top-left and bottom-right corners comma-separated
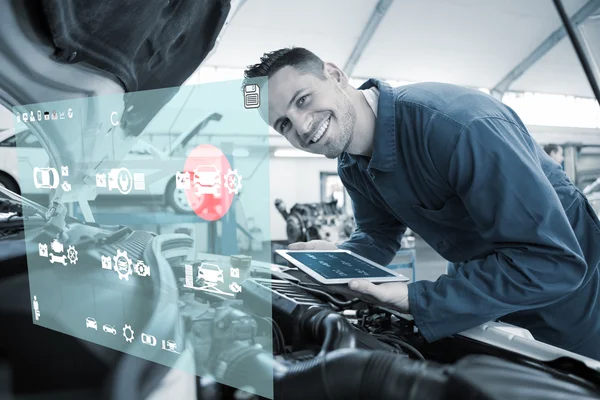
(0, 134, 16, 147)
(320, 172, 348, 211)
(15, 130, 43, 148)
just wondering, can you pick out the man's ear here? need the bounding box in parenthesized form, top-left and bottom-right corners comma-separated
(323, 62, 349, 87)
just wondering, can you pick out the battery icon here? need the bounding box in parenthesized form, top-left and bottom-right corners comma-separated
(244, 84, 260, 109)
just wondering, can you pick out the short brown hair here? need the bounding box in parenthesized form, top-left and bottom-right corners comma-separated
(243, 47, 326, 84)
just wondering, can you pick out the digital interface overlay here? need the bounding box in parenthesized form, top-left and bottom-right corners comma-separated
(12, 78, 275, 398)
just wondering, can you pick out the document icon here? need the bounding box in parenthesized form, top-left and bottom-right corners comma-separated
(244, 84, 260, 109)
(96, 173, 107, 188)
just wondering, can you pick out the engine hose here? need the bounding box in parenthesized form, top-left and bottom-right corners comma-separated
(300, 307, 357, 356)
(213, 307, 450, 399)
(274, 348, 450, 400)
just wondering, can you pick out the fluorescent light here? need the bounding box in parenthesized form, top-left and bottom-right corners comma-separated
(232, 148, 249, 157)
(273, 149, 323, 158)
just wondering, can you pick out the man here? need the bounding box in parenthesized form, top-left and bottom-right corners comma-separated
(244, 47, 600, 360)
(544, 143, 565, 165)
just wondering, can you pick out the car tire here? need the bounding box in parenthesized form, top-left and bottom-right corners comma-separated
(0, 172, 20, 196)
(166, 179, 192, 214)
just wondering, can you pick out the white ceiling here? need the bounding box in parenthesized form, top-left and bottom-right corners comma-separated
(204, 0, 600, 98)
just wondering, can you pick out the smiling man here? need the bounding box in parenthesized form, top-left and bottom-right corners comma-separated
(243, 47, 600, 360)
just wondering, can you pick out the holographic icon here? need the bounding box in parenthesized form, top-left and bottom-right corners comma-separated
(96, 173, 107, 188)
(230, 267, 240, 278)
(175, 171, 190, 189)
(33, 167, 59, 189)
(49, 254, 67, 266)
(67, 245, 78, 265)
(193, 165, 221, 197)
(61, 181, 72, 192)
(61, 166, 69, 176)
(101, 255, 112, 270)
(133, 173, 145, 191)
(108, 168, 133, 195)
(33, 295, 40, 321)
(123, 324, 135, 342)
(224, 168, 243, 195)
(50, 239, 64, 253)
(244, 84, 260, 109)
(183, 263, 233, 297)
(86, 317, 98, 330)
(103, 324, 117, 335)
(113, 250, 133, 281)
(38, 243, 48, 257)
(229, 282, 242, 293)
(162, 339, 180, 354)
(134, 260, 150, 277)
(141, 333, 157, 346)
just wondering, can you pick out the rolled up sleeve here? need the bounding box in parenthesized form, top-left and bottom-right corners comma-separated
(338, 178, 406, 266)
(408, 117, 587, 342)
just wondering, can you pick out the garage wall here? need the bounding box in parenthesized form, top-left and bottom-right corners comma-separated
(269, 156, 338, 240)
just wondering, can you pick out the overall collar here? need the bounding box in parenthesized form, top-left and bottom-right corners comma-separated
(338, 78, 397, 172)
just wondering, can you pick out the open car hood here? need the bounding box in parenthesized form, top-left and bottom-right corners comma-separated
(0, 0, 241, 207)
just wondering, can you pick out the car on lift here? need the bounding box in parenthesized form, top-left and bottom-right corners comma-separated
(0, 113, 221, 213)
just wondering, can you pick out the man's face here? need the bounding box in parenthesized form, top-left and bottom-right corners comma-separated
(551, 147, 564, 164)
(264, 65, 356, 159)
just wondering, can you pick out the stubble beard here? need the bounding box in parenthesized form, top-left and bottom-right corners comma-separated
(324, 95, 356, 159)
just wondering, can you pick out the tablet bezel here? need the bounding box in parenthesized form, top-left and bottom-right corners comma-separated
(275, 249, 409, 285)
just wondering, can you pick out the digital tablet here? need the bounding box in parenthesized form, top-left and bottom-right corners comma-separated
(275, 250, 409, 285)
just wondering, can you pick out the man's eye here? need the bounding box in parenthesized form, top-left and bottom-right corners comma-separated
(280, 119, 289, 131)
(298, 95, 308, 105)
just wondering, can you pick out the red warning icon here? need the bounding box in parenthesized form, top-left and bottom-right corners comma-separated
(183, 144, 234, 221)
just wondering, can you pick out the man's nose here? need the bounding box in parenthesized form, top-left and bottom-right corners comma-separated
(290, 112, 313, 144)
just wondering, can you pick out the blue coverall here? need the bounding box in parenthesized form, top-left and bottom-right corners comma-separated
(338, 79, 600, 360)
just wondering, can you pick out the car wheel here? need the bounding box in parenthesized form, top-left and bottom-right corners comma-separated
(0, 172, 20, 196)
(166, 179, 193, 214)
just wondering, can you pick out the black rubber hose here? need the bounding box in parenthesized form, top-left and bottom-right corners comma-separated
(274, 348, 450, 400)
(300, 307, 357, 356)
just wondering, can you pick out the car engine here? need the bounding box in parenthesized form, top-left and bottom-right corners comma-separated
(1, 195, 599, 400)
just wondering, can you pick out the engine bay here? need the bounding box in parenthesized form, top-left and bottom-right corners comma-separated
(1, 196, 600, 400)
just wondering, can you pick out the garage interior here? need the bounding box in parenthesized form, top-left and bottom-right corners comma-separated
(0, 0, 600, 399)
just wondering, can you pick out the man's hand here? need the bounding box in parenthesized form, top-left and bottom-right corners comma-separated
(288, 240, 338, 250)
(348, 279, 410, 313)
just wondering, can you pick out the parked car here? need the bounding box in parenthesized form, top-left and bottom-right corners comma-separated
(0, 113, 221, 213)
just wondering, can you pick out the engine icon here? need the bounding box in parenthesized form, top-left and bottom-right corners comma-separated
(134, 260, 150, 277)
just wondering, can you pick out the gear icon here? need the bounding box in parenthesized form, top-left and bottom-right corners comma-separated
(123, 324, 134, 342)
(134, 260, 150, 277)
(224, 169, 242, 195)
(113, 250, 133, 281)
(67, 245, 78, 265)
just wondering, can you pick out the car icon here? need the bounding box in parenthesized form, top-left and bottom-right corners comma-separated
(166, 340, 177, 351)
(102, 324, 117, 335)
(193, 165, 221, 197)
(197, 262, 224, 283)
(85, 317, 98, 330)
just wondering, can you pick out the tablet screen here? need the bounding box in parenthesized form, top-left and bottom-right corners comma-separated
(284, 251, 396, 279)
